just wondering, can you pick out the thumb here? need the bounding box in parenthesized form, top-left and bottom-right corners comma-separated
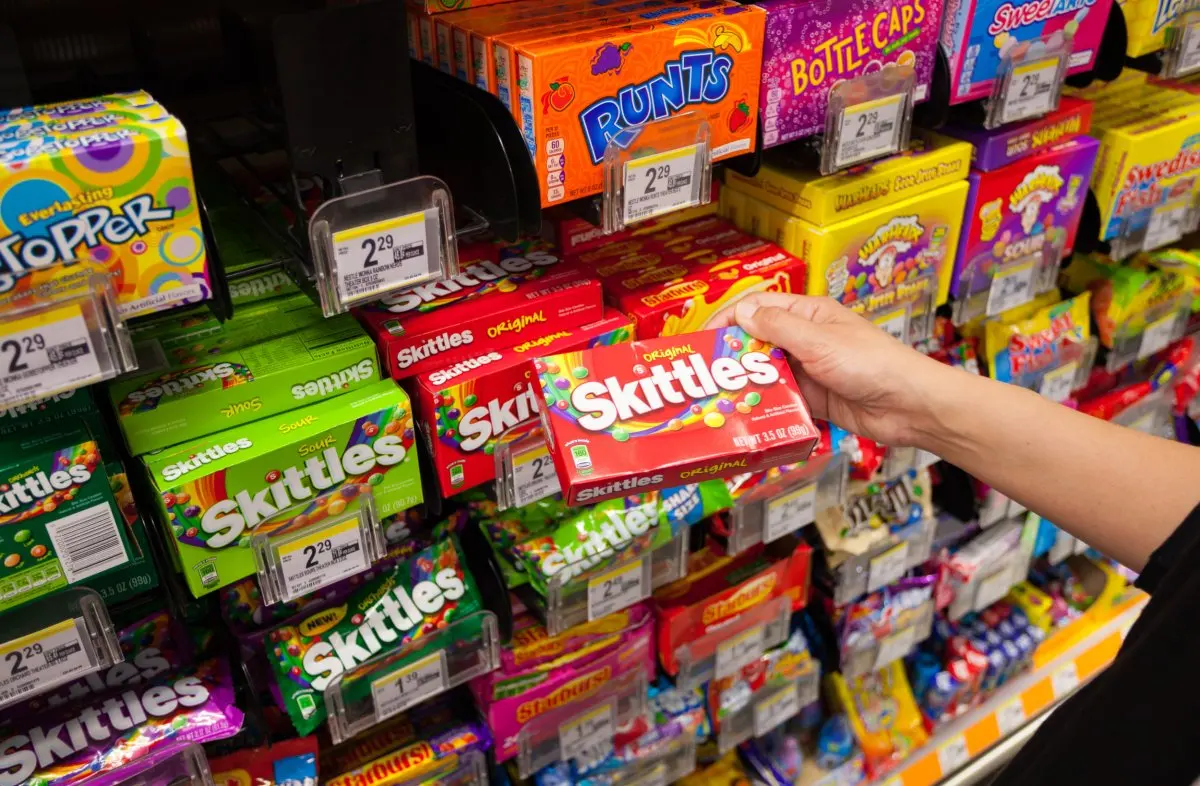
(735, 299, 828, 362)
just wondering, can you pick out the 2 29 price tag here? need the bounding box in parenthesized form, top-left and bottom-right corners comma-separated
(276, 518, 370, 600)
(1000, 57, 1060, 124)
(873, 307, 909, 343)
(0, 619, 94, 707)
(0, 308, 102, 405)
(623, 145, 701, 224)
(332, 210, 440, 305)
(587, 559, 646, 621)
(513, 445, 560, 508)
(764, 483, 816, 543)
(835, 93, 905, 169)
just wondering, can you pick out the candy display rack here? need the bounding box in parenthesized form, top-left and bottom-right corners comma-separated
(717, 670, 821, 753)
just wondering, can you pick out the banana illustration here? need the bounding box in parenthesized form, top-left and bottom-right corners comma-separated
(711, 24, 745, 52)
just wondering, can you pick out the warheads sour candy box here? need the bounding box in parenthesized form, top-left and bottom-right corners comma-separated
(143, 380, 423, 597)
(940, 96, 1092, 171)
(0, 100, 211, 318)
(757, 0, 942, 147)
(515, 3, 765, 206)
(535, 326, 820, 505)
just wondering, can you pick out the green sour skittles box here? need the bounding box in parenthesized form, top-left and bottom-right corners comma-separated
(143, 380, 423, 597)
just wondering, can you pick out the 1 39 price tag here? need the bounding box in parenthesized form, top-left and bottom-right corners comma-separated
(623, 145, 701, 224)
(587, 559, 645, 620)
(1000, 58, 1060, 124)
(0, 309, 102, 404)
(370, 650, 448, 721)
(332, 210, 439, 305)
(277, 518, 370, 600)
(835, 94, 905, 169)
(0, 619, 93, 706)
(560, 704, 614, 761)
(764, 484, 816, 543)
(513, 445, 560, 508)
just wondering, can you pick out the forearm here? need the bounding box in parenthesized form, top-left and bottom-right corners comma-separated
(911, 367, 1200, 571)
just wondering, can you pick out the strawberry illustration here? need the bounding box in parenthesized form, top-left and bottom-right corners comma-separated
(728, 96, 751, 132)
(540, 76, 576, 114)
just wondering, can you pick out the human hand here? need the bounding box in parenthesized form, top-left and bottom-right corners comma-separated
(713, 292, 953, 446)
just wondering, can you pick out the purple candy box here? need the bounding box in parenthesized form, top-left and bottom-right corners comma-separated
(758, 0, 943, 148)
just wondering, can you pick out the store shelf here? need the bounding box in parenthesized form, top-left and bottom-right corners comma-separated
(874, 595, 1145, 786)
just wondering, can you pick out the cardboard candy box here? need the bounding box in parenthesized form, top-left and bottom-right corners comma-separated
(940, 96, 1093, 172)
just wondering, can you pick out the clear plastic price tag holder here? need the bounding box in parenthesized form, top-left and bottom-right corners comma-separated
(1109, 196, 1200, 260)
(860, 271, 939, 346)
(821, 66, 915, 175)
(494, 420, 560, 511)
(544, 529, 688, 636)
(515, 653, 649, 778)
(309, 175, 458, 316)
(251, 487, 386, 606)
(1106, 302, 1190, 372)
(111, 744, 214, 786)
(603, 111, 712, 234)
(384, 749, 488, 786)
(1164, 9, 1200, 78)
(727, 453, 848, 555)
(880, 446, 940, 479)
(0, 588, 122, 711)
(833, 515, 936, 606)
(0, 274, 136, 409)
(1115, 388, 1176, 439)
(840, 598, 934, 679)
(952, 250, 1056, 325)
(948, 549, 1029, 620)
(607, 733, 697, 786)
(1013, 337, 1097, 403)
(984, 33, 1070, 128)
(324, 609, 500, 744)
(718, 669, 821, 752)
(673, 595, 792, 692)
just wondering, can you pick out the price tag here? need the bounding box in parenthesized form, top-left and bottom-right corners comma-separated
(1000, 57, 1060, 124)
(975, 567, 1013, 611)
(0, 619, 93, 706)
(629, 765, 668, 786)
(560, 704, 614, 761)
(332, 210, 439, 304)
(277, 518, 370, 600)
(715, 624, 766, 678)
(753, 682, 801, 736)
(623, 145, 701, 224)
(512, 445, 560, 508)
(1143, 202, 1189, 252)
(1038, 361, 1078, 403)
(868, 542, 910, 592)
(1138, 312, 1181, 360)
(986, 259, 1036, 316)
(873, 307, 909, 343)
(875, 625, 916, 670)
(764, 483, 816, 543)
(0, 308, 102, 403)
(937, 736, 970, 774)
(996, 698, 1026, 736)
(370, 650, 448, 721)
(1051, 661, 1080, 698)
(835, 93, 905, 169)
(587, 559, 645, 621)
(1177, 19, 1200, 75)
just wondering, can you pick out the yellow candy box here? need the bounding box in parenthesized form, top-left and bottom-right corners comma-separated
(0, 103, 209, 318)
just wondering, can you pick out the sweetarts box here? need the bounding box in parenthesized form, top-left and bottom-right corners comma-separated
(414, 310, 633, 497)
(515, 4, 765, 206)
(940, 95, 1092, 171)
(756, 0, 942, 147)
(0, 105, 211, 318)
(143, 380, 423, 597)
(535, 326, 820, 505)
(355, 242, 605, 381)
(950, 135, 1099, 302)
(940, 0, 1113, 104)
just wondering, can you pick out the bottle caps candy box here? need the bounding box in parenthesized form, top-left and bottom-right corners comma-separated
(756, 0, 943, 147)
(940, 96, 1093, 172)
(535, 326, 820, 505)
(414, 309, 633, 498)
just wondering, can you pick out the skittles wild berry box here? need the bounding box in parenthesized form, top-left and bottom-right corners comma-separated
(756, 0, 943, 148)
(535, 326, 820, 505)
(143, 380, 423, 597)
(940, 0, 1113, 104)
(415, 310, 633, 498)
(0, 99, 211, 318)
(515, 4, 765, 206)
(950, 135, 1098, 305)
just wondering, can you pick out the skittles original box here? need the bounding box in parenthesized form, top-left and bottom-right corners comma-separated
(535, 326, 820, 505)
(0, 98, 211, 318)
(143, 380, 424, 598)
(515, 4, 765, 206)
(950, 135, 1099, 305)
(941, 0, 1114, 104)
(757, 0, 943, 148)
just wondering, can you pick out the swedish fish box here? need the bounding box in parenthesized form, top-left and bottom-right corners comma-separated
(0, 101, 211, 318)
(516, 4, 765, 206)
(143, 380, 423, 597)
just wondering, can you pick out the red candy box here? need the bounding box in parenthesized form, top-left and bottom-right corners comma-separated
(535, 326, 821, 505)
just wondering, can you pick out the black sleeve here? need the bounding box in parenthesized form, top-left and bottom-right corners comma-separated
(990, 503, 1200, 786)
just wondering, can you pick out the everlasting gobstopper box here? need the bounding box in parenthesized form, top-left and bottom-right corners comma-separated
(536, 326, 820, 505)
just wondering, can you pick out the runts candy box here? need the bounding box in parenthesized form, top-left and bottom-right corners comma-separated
(535, 326, 820, 504)
(757, 0, 942, 147)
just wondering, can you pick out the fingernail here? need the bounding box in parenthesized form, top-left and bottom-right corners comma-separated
(735, 298, 758, 326)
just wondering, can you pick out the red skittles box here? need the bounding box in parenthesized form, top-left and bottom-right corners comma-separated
(414, 310, 634, 497)
(355, 241, 605, 380)
(535, 326, 820, 504)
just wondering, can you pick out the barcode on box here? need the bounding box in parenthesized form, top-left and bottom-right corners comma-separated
(45, 502, 127, 583)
